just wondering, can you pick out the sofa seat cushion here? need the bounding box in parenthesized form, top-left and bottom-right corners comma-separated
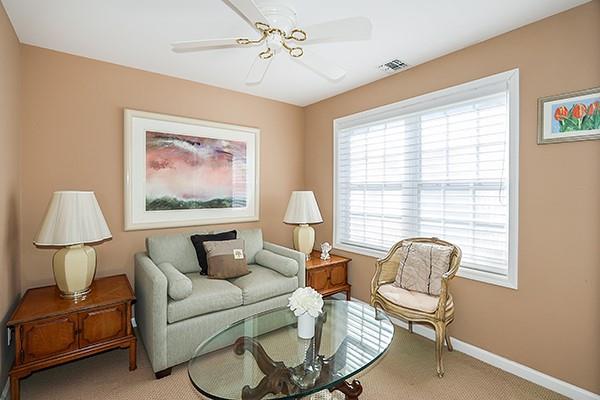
(377, 283, 440, 313)
(167, 273, 242, 323)
(230, 264, 298, 305)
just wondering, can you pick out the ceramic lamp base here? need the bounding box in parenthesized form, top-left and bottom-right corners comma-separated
(52, 244, 97, 300)
(293, 224, 315, 260)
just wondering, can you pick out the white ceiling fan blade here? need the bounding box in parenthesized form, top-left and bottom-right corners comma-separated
(246, 55, 272, 84)
(171, 38, 241, 53)
(224, 0, 268, 28)
(303, 17, 372, 44)
(295, 49, 346, 81)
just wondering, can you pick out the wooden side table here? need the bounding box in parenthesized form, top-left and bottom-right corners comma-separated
(7, 274, 136, 400)
(306, 251, 352, 299)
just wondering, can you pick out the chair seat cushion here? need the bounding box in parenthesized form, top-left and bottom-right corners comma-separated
(378, 284, 441, 313)
(167, 273, 242, 323)
(230, 264, 298, 305)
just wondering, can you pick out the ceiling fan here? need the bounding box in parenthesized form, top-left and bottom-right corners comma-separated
(171, 0, 372, 84)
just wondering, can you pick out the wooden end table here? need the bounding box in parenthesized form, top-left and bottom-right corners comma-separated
(306, 251, 352, 299)
(7, 274, 136, 400)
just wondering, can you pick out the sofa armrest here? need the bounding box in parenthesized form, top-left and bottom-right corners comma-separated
(263, 242, 306, 287)
(134, 252, 168, 372)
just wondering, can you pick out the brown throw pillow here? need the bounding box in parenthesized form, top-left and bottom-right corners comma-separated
(203, 239, 250, 279)
(393, 241, 453, 296)
(190, 230, 237, 275)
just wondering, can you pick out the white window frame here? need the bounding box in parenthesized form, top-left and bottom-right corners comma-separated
(333, 69, 519, 289)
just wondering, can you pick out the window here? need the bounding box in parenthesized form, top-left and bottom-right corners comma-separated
(334, 70, 519, 288)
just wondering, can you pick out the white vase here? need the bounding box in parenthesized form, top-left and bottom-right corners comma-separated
(297, 312, 316, 339)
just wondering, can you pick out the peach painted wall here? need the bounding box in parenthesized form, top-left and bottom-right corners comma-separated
(304, 2, 600, 393)
(0, 1, 21, 387)
(19, 45, 304, 290)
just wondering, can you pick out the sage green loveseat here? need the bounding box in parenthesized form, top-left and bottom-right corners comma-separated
(134, 228, 305, 377)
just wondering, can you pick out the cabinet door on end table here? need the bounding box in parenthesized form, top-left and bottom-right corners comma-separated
(21, 315, 79, 364)
(78, 304, 127, 348)
(308, 268, 329, 292)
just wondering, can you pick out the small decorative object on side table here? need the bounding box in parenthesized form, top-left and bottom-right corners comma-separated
(306, 250, 351, 300)
(320, 242, 332, 260)
(7, 274, 136, 400)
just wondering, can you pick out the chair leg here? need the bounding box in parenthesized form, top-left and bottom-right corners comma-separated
(445, 328, 453, 352)
(434, 322, 445, 378)
(408, 321, 413, 333)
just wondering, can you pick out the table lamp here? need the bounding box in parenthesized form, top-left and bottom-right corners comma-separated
(283, 191, 323, 259)
(34, 191, 112, 300)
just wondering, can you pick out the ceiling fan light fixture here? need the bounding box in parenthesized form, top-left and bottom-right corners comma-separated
(171, 0, 372, 84)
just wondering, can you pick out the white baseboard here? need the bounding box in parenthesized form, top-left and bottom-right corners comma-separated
(353, 297, 599, 400)
(1, 378, 8, 400)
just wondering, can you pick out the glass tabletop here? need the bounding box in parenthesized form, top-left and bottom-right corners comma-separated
(188, 300, 394, 400)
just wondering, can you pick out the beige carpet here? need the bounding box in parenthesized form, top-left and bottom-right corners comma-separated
(20, 326, 566, 400)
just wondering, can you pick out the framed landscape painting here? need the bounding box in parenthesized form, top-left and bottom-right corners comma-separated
(538, 87, 600, 144)
(124, 109, 259, 230)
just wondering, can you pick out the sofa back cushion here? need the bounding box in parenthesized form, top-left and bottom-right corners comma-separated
(146, 232, 206, 274)
(236, 228, 263, 264)
(146, 228, 264, 274)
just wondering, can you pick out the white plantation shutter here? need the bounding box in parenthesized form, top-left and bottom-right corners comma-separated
(334, 70, 519, 286)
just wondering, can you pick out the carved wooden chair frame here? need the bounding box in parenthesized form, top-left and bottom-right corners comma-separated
(370, 237, 462, 377)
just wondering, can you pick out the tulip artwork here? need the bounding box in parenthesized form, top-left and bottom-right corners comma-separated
(539, 87, 600, 144)
(551, 99, 600, 133)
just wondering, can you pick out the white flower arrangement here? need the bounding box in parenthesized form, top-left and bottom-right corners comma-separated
(288, 287, 324, 318)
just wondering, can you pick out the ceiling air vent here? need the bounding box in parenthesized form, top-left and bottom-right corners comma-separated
(378, 59, 410, 73)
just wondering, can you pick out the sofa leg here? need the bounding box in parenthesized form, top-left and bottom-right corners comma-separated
(155, 368, 172, 379)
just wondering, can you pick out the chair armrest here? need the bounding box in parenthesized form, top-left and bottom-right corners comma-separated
(263, 242, 306, 287)
(134, 252, 168, 372)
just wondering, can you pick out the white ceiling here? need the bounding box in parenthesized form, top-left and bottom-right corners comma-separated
(2, 0, 589, 106)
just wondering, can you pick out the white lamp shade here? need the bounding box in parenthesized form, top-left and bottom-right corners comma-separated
(283, 191, 323, 225)
(34, 191, 112, 246)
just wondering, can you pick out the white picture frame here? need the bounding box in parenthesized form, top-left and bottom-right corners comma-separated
(124, 109, 260, 231)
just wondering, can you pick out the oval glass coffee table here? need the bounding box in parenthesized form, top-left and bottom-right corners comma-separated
(188, 300, 394, 400)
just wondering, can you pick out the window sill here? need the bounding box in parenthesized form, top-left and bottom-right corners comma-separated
(334, 242, 518, 290)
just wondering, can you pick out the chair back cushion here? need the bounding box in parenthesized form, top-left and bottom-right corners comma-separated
(393, 241, 453, 296)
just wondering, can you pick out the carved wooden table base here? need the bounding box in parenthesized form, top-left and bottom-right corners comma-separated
(329, 379, 363, 400)
(232, 313, 363, 400)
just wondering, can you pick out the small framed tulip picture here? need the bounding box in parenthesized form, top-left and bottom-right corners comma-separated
(538, 86, 600, 144)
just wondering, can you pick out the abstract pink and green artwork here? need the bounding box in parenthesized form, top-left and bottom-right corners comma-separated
(145, 131, 247, 211)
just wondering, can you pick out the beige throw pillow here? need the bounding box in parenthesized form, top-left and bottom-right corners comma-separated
(393, 241, 453, 296)
(203, 239, 250, 279)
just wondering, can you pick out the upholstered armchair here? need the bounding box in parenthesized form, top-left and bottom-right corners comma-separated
(370, 237, 462, 377)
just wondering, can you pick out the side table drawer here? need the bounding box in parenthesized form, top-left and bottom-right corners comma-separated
(78, 304, 127, 348)
(21, 315, 78, 364)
